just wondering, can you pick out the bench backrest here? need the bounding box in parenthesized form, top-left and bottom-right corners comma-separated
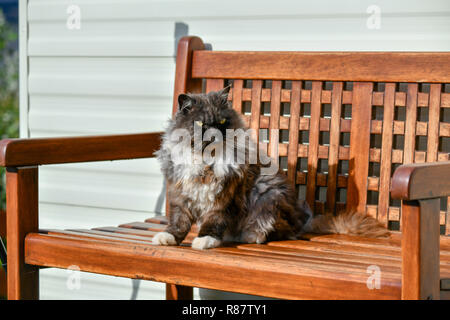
(173, 36, 450, 234)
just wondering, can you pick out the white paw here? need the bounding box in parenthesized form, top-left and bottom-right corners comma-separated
(191, 236, 221, 250)
(152, 232, 177, 246)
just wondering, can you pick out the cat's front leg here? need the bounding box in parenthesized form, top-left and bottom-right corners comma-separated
(153, 205, 192, 246)
(192, 211, 227, 250)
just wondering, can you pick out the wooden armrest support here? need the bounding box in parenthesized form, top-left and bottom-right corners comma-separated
(391, 161, 450, 201)
(390, 161, 449, 299)
(0, 132, 162, 167)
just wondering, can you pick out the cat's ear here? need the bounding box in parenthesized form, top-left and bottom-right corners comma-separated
(218, 85, 231, 97)
(217, 85, 231, 105)
(178, 94, 193, 113)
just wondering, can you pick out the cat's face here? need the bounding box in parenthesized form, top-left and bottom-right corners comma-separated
(173, 87, 245, 144)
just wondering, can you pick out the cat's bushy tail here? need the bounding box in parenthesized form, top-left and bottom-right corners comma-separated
(304, 211, 390, 238)
(300, 202, 390, 238)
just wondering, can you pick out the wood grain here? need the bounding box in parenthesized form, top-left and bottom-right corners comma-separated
(25, 232, 402, 300)
(347, 82, 373, 213)
(231, 79, 244, 113)
(0, 132, 162, 167)
(306, 81, 322, 210)
(377, 83, 396, 226)
(426, 84, 441, 162)
(403, 84, 418, 164)
(268, 80, 282, 159)
(6, 167, 39, 300)
(326, 82, 343, 213)
(401, 199, 440, 300)
(0, 209, 5, 298)
(250, 80, 263, 144)
(192, 51, 450, 82)
(286, 81, 301, 185)
(391, 161, 450, 200)
(205, 79, 224, 93)
(172, 36, 205, 114)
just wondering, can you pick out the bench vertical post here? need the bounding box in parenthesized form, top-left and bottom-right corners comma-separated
(401, 199, 440, 300)
(6, 167, 39, 300)
(347, 82, 373, 214)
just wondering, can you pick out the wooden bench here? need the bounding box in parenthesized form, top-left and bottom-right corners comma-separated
(1, 36, 450, 300)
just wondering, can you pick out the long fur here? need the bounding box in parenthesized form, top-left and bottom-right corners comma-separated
(153, 87, 389, 250)
(304, 210, 390, 238)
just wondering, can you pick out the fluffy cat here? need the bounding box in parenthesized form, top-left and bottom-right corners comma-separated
(153, 87, 388, 250)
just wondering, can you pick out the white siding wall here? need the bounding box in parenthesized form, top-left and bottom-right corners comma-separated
(21, 0, 450, 299)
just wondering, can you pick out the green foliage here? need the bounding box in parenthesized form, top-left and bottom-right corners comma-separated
(0, 10, 19, 210)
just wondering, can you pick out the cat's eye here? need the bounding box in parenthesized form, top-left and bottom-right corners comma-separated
(219, 118, 227, 124)
(195, 121, 203, 126)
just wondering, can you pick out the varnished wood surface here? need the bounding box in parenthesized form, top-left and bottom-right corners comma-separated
(199, 53, 450, 228)
(192, 51, 450, 82)
(2, 36, 450, 300)
(0, 132, 162, 167)
(0, 209, 6, 298)
(391, 161, 450, 200)
(6, 168, 39, 300)
(172, 36, 205, 115)
(24, 216, 450, 300)
(25, 233, 402, 300)
(401, 200, 441, 300)
(346, 82, 373, 213)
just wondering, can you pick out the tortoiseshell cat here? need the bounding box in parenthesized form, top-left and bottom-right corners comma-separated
(153, 87, 388, 250)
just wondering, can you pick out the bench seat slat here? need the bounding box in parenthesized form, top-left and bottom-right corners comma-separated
(25, 232, 403, 300)
(268, 239, 450, 265)
(304, 233, 450, 251)
(92, 226, 158, 237)
(118, 222, 169, 231)
(144, 216, 168, 225)
(215, 247, 402, 280)
(235, 243, 402, 268)
(25, 230, 450, 299)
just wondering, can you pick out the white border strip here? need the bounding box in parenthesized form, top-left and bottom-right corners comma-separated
(19, 0, 29, 138)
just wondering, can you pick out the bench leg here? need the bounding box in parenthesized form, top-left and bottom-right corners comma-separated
(6, 167, 39, 300)
(166, 284, 193, 300)
(401, 199, 440, 300)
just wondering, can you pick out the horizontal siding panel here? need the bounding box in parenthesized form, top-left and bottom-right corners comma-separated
(40, 184, 163, 212)
(40, 159, 163, 180)
(29, 57, 174, 96)
(29, 111, 169, 135)
(28, 0, 450, 21)
(192, 38, 450, 52)
(29, 95, 171, 135)
(39, 163, 165, 212)
(40, 268, 167, 300)
(39, 203, 161, 229)
(187, 16, 450, 51)
(29, 38, 173, 57)
(29, 16, 450, 55)
(28, 20, 174, 57)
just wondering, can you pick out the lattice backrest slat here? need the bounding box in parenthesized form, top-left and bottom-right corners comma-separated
(190, 52, 450, 234)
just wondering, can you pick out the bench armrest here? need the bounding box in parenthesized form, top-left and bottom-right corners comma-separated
(391, 161, 449, 299)
(0, 132, 163, 167)
(391, 161, 450, 201)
